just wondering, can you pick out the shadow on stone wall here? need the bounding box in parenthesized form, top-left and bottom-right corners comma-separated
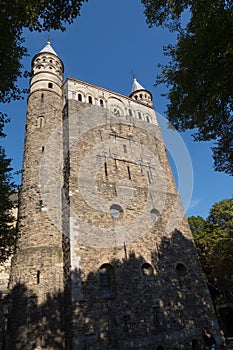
(1, 230, 223, 350)
(69, 229, 222, 349)
(2, 284, 65, 350)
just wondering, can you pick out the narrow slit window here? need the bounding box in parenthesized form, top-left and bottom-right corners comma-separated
(127, 165, 131, 180)
(152, 306, 160, 327)
(41, 93, 44, 102)
(41, 146, 45, 153)
(39, 200, 44, 211)
(147, 170, 151, 184)
(138, 112, 142, 119)
(146, 115, 150, 123)
(123, 144, 127, 153)
(37, 116, 44, 128)
(37, 270, 40, 284)
(104, 162, 108, 177)
(128, 109, 132, 116)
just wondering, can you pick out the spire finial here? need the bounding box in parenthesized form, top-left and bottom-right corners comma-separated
(47, 34, 51, 45)
(131, 70, 136, 80)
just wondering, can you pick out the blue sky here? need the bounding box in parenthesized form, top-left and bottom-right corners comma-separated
(1, 0, 232, 218)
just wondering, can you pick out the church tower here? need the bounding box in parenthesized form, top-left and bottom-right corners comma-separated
(7, 43, 222, 350)
(8, 42, 65, 349)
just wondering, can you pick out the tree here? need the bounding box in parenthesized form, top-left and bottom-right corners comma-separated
(189, 198, 233, 300)
(141, 0, 233, 175)
(0, 0, 87, 124)
(0, 146, 17, 263)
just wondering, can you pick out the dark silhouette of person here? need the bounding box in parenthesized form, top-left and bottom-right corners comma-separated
(203, 329, 216, 350)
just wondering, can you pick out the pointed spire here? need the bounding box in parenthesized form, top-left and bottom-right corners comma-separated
(131, 77, 146, 94)
(40, 41, 58, 56)
(129, 76, 153, 108)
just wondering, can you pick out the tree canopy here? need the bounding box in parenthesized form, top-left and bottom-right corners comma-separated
(141, 0, 233, 175)
(0, 0, 87, 126)
(189, 198, 233, 302)
(0, 146, 17, 263)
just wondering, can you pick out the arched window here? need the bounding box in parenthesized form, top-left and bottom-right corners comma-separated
(88, 96, 93, 104)
(78, 93, 82, 102)
(128, 108, 132, 116)
(134, 95, 138, 100)
(138, 112, 142, 119)
(100, 99, 104, 107)
(176, 263, 190, 289)
(142, 262, 153, 276)
(146, 115, 150, 123)
(150, 208, 159, 222)
(99, 264, 115, 298)
(110, 204, 123, 219)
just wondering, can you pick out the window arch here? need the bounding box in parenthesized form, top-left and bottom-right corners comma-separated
(100, 99, 104, 107)
(78, 93, 82, 102)
(176, 263, 190, 289)
(138, 112, 142, 119)
(88, 96, 93, 104)
(145, 115, 150, 123)
(99, 264, 115, 298)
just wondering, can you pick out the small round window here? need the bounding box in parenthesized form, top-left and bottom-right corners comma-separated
(110, 204, 123, 219)
(142, 263, 153, 276)
(150, 209, 160, 222)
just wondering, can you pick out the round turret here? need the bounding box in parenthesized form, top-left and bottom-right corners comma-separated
(29, 41, 64, 98)
(129, 77, 153, 108)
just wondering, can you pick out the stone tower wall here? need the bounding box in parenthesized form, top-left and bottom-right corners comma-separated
(62, 78, 221, 349)
(7, 50, 66, 350)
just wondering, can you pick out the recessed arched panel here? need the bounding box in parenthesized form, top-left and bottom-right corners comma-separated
(99, 263, 115, 298)
(176, 263, 190, 289)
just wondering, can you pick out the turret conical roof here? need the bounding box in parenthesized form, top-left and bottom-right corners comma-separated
(40, 41, 58, 56)
(131, 77, 146, 94)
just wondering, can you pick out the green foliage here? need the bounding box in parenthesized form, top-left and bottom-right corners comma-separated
(189, 199, 233, 300)
(0, 146, 17, 264)
(0, 0, 87, 119)
(141, 0, 233, 175)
